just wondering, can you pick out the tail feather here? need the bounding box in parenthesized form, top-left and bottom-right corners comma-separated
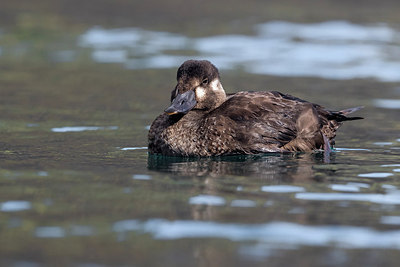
(330, 106, 364, 122)
(338, 106, 364, 115)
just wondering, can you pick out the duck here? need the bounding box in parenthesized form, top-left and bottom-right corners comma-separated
(148, 60, 363, 157)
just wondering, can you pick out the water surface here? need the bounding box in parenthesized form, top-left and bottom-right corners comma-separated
(1, 4, 400, 266)
(79, 21, 400, 81)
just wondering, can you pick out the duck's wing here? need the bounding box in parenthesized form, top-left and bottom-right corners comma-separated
(251, 91, 364, 151)
(208, 91, 324, 153)
(271, 92, 364, 150)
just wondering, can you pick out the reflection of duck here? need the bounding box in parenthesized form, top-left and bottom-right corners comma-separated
(148, 151, 328, 180)
(148, 60, 363, 156)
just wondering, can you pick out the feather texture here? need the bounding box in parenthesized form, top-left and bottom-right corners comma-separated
(148, 60, 363, 156)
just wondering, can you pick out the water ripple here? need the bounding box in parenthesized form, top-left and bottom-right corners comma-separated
(79, 21, 400, 81)
(132, 174, 152, 180)
(335, 148, 371, 151)
(35, 226, 66, 238)
(373, 141, 394, 146)
(0, 200, 31, 212)
(189, 195, 226, 206)
(121, 147, 148, 151)
(329, 184, 360, 192)
(296, 192, 400, 205)
(358, 172, 394, 178)
(111, 219, 400, 249)
(51, 126, 118, 132)
(231, 199, 257, 207)
(261, 185, 305, 193)
(70, 225, 96, 236)
(381, 216, 400, 225)
(373, 99, 400, 109)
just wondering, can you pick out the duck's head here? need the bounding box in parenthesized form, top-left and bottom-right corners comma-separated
(165, 60, 226, 115)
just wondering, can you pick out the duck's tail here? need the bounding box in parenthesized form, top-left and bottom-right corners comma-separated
(330, 106, 364, 121)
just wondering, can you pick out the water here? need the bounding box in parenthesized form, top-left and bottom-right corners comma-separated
(79, 21, 400, 81)
(1, 2, 400, 266)
(51, 126, 119, 132)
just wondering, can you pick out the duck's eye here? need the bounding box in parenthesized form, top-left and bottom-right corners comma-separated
(202, 78, 209, 85)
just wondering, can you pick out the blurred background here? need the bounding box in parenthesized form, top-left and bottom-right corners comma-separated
(1, 0, 400, 266)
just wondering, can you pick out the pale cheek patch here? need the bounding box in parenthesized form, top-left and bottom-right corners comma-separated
(196, 87, 206, 100)
(210, 79, 222, 91)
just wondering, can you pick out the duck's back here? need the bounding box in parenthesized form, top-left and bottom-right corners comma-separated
(205, 90, 359, 154)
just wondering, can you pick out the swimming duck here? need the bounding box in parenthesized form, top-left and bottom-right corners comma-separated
(148, 60, 363, 156)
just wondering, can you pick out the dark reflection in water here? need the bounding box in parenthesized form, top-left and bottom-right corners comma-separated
(148, 152, 330, 180)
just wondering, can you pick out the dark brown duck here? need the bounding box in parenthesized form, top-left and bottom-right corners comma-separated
(148, 60, 363, 156)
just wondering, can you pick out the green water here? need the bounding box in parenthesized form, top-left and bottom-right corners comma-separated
(1, 1, 400, 266)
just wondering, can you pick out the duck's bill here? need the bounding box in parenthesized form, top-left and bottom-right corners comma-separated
(164, 90, 197, 115)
